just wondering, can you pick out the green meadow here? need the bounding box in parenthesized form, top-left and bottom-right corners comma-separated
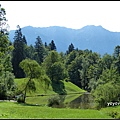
(0, 101, 116, 119)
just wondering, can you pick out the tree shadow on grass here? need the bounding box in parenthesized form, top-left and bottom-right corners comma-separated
(51, 80, 67, 95)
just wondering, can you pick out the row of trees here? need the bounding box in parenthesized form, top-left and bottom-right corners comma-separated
(0, 4, 120, 107)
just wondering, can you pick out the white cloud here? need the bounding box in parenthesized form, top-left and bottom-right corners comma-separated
(1, 1, 120, 32)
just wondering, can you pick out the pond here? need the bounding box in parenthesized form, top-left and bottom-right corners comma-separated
(26, 92, 95, 109)
(67, 93, 95, 109)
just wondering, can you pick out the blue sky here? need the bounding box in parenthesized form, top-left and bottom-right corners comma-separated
(1, 1, 120, 32)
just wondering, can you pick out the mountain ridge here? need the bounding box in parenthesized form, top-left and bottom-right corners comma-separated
(9, 25, 120, 55)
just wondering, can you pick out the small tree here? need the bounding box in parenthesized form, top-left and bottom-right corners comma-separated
(49, 40, 57, 51)
(66, 43, 74, 54)
(19, 58, 41, 103)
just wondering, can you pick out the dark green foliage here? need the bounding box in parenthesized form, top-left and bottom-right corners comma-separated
(16, 94, 25, 103)
(79, 57, 89, 90)
(0, 82, 7, 100)
(45, 42, 47, 48)
(93, 67, 120, 109)
(114, 55, 120, 74)
(0, 71, 15, 100)
(43, 51, 67, 83)
(48, 95, 61, 107)
(51, 80, 67, 95)
(12, 25, 27, 78)
(22, 35, 27, 45)
(108, 111, 119, 118)
(25, 44, 35, 60)
(48, 95, 65, 108)
(67, 55, 83, 87)
(66, 43, 74, 54)
(34, 36, 45, 64)
(65, 50, 78, 66)
(0, 5, 15, 100)
(113, 45, 120, 58)
(102, 54, 113, 70)
(49, 40, 57, 51)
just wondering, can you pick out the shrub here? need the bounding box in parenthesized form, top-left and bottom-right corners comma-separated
(47, 95, 65, 108)
(108, 111, 118, 118)
(16, 94, 25, 103)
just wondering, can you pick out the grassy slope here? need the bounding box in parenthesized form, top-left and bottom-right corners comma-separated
(14, 78, 85, 96)
(0, 101, 112, 119)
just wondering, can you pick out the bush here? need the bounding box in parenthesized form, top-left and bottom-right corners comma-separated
(47, 95, 65, 108)
(16, 94, 25, 103)
(93, 83, 120, 109)
(108, 111, 118, 118)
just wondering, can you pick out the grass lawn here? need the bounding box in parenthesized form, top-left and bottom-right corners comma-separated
(0, 101, 113, 119)
(14, 78, 86, 96)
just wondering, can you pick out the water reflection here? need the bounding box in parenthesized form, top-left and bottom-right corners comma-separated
(52, 93, 95, 109)
(26, 93, 95, 109)
(68, 93, 95, 109)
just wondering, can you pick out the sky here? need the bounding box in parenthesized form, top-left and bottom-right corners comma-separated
(1, 1, 120, 32)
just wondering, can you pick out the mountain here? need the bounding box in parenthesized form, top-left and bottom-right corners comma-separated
(9, 25, 120, 55)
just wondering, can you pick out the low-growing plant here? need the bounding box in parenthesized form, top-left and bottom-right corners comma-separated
(16, 94, 25, 103)
(108, 110, 118, 118)
(47, 95, 65, 108)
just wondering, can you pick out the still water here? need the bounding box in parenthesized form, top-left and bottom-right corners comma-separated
(26, 93, 95, 109)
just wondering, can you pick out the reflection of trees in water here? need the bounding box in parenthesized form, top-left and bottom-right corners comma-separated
(59, 95, 66, 103)
(48, 93, 95, 109)
(48, 94, 67, 108)
(69, 93, 95, 109)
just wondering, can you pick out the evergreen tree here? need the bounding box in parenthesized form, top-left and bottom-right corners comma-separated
(34, 36, 45, 64)
(49, 40, 56, 51)
(113, 45, 120, 58)
(26, 44, 35, 60)
(22, 35, 27, 45)
(12, 25, 27, 78)
(45, 42, 47, 48)
(66, 43, 74, 54)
